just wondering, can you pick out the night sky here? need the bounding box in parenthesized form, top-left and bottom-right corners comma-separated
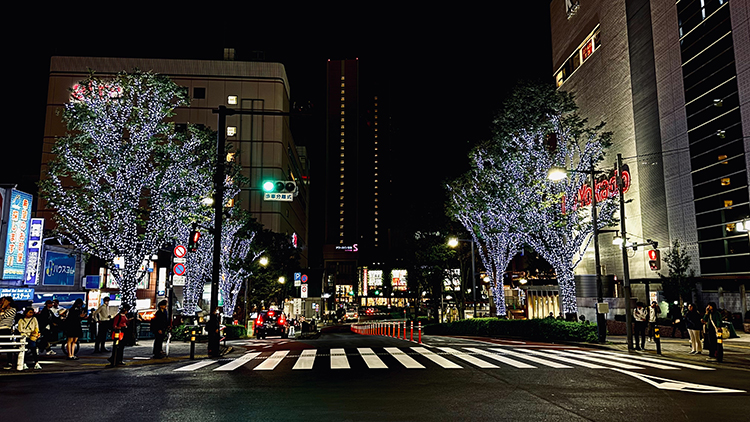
(7, 4, 553, 222)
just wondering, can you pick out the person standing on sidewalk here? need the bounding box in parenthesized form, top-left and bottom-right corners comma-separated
(702, 302, 723, 363)
(17, 307, 41, 370)
(109, 304, 130, 366)
(151, 300, 169, 359)
(92, 297, 114, 353)
(36, 300, 56, 355)
(684, 304, 703, 355)
(1, 296, 18, 369)
(633, 302, 648, 351)
(64, 299, 87, 360)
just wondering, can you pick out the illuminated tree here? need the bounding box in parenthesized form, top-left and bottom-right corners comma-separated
(446, 147, 526, 317)
(493, 82, 616, 317)
(40, 71, 212, 306)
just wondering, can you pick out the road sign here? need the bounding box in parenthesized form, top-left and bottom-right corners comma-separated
(174, 245, 187, 258)
(264, 193, 293, 202)
(301, 274, 308, 283)
(294, 272, 301, 281)
(173, 263, 186, 276)
(174, 257, 186, 264)
(301, 284, 308, 298)
(173, 275, 186, 286)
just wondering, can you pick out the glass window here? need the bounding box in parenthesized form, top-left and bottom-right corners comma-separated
(227, 95, 238, 105)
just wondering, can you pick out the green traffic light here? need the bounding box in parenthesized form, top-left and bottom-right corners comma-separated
(262, 181, 275, 192)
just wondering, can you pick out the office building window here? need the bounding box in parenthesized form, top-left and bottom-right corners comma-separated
(227, 95, 238, 105)
(193, 87, 206, 99)
(555, 26, 601, 87)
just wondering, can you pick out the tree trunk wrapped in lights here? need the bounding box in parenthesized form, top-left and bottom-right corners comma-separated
(41, 71, 212, 306)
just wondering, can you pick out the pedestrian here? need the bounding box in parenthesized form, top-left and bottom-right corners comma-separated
(684, 304, 703, 355)
(92, 297, 114, 353)
(64, 298, 87, 360)
(151, 300, 169, 359)
(633, 301, 648, 351)
(1, 296, 18, 369)
(17, 307, 41, 370)
(669, 305, 687, 339)
(36, 300, 57, 355)
(648, 301, 660, 342)
(702, 302, 723, 363)
(109, 304, 130, 367)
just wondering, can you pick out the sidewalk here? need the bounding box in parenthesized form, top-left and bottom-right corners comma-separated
(587, 332, 750, 369)
(1, 338, 208, 375)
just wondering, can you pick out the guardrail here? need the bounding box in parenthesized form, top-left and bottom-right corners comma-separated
(0, 334, 27, 371)
(351, 320, 422, 344)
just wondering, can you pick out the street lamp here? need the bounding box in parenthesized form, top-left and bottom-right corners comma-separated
(243, 256, 269, 335)
(547, 162, 608, 343)
(448, 237, 478, 318)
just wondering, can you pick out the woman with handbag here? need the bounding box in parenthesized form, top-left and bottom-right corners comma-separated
(17, 307, 41, 370)
(702, 302, 723, 363)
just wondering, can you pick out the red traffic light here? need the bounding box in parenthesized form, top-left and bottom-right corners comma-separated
(188, 223, 201, 252)
(648, 249, 661, 270)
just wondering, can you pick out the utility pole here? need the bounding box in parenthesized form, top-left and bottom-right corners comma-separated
(618, 153, 634, 349)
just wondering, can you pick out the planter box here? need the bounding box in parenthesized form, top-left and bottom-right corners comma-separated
(743, 322, 750, 334)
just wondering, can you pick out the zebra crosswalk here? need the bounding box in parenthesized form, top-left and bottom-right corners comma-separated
(173, 346, 717, 373)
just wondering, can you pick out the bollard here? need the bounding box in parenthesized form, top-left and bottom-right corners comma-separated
(403, 322, 406, 340)
(418, 321, 422, 344)
(716, 328, 724, 362)
(190, 327, 197, 360)
(397, 322, 400, 339)
(654, 326, 661, 355)
(410, 321, 414, 342)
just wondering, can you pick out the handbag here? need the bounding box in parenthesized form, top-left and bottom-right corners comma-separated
(111, 329, 124, 341)
(30, 331, 40, 341)
(711, 316, 730, 339)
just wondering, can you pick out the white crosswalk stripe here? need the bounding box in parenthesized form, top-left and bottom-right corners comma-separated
(330, 348, 350, 369)
(437, 347, 499, 368)
(214, 352, 261, 371)
(490, 348, 573, 368)
(413, 347, 462, 369)
(359, 348, 388, 369)
(254, 350, 289, 371)
(385, 347, 425, 369)
(292, 349, 316, 370)
(172, 346, 715, 373)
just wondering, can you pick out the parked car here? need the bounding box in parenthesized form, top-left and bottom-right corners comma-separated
(254, 310, 289, 339)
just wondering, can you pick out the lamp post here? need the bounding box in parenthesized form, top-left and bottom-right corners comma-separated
(448, 237, 477, 318)
(243, 256, 268, 340)
(548, 161, 607, 343)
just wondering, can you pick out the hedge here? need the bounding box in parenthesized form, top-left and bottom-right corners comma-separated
(423, 317, 598, 343)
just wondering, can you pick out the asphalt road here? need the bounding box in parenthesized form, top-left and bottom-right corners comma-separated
(1, 332, 748, 422)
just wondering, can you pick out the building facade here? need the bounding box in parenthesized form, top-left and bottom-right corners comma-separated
(551, 0, 749, 313)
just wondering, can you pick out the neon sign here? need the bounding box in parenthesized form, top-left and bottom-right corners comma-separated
(562, 165, 631, 211)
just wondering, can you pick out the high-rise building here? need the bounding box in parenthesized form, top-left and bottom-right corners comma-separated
(550, 0, 749, 311)
(323, 59, 393, 305)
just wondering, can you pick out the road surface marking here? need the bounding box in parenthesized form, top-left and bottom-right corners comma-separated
(292, 349, 316, 370)
(413, 347, 462, 369)
(490, 348, 572, 368)
(438, 347, 498, 368)
(549, 350, 643, 370)
(593, 350, 715, 371)
(611, 368, 746, 393)
(385, 347, 425, 369)
(358, 348, 388, 369)
(464, 348, 536, 368)
(254, 350, 289, 371)
(330, 348, 350, 369)
(174, 360, 216, 371)
(214, 352, 260, 371)
(568, 350, 679, 370)
(517, 349, 607, 369)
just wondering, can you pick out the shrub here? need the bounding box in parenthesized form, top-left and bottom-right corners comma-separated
(223, 324, 246, 339)
(423, 317, 598, 343)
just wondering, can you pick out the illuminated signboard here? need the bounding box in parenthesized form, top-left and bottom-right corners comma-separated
(335, 244, 358, 252)
(562, 165, 632, 211)
(43, 251, 77, 286)
(3, 189, 33, 280)
(368, 269, 383, 286)
(25, 218, 44, 285)
(392, 269, 408, 291)
(0, 287, 34, 301)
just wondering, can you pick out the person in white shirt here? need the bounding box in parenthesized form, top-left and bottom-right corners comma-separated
(92, 297, 114, 353)
(632, 302, 648, 351)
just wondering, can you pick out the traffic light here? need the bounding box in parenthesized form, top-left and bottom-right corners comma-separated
(262, 180, 297, 196)
(188, 223, 201, 252)
(648, 249, 661, 271)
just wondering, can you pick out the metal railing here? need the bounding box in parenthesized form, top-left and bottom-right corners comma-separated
(0, 334, 27, 371)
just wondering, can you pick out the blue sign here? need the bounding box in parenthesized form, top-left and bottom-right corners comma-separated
(25, 218, 44, 285)
(43, 251, 77, 286)
(84, 275, 101, 289)
(294, 272, 301, 282)
(3, 189, 33, 280)
(0, 288, 34, 301)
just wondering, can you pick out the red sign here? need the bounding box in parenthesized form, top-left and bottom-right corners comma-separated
(174, 245, 187, 258)
(562, 166, 631, 211)
(173, 263, 186, 276)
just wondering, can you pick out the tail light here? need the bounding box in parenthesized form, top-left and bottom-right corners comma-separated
(279, 316, 286, 325)
(255, 315, 263, 325)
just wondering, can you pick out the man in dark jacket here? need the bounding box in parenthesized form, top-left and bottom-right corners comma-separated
(151, 300, 169, 359)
